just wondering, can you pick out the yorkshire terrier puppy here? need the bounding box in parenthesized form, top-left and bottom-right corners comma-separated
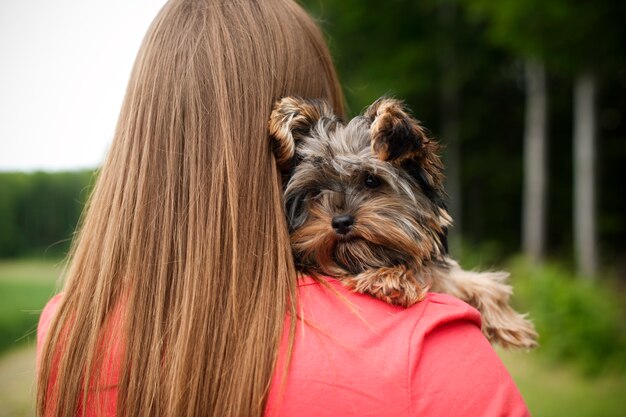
(269, 96, 538, 349)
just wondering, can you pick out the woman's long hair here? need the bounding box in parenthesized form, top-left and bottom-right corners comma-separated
(36, 1, 344, 416)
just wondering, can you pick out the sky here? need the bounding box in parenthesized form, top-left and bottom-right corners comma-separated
(0, 0, 169, 172)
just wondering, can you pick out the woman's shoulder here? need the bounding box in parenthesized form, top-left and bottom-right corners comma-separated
(297, 274, 481, 333)
(37, 293, 63, 359)
(415, 291, 482, 335)
(38, 294, 63, 338)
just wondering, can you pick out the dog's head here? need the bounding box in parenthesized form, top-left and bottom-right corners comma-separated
(269, 96, 451, 276)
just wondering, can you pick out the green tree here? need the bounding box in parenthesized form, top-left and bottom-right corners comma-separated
(460, 0, 559, 264)
(459, 0, 626, 275)
(0, 173, 28, 256)
(0, 171, 94, 258)
(300, 0, 626, 268)
(303, 0, 520, 253)
(557, 1, 626, 278)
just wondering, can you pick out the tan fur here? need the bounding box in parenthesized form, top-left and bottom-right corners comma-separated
(367, 98, 426, 163)
(367, 98, 446, 194)
(269, 97, 338, 171)
(343, 265, 430, 307)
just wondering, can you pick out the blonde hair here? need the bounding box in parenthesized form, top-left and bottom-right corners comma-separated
(36, 1, 344, 416)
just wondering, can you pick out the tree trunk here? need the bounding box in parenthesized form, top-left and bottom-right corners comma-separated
(438, 0, 461, 256)
(573, 72, 598, 278)
(522, 59, 548, 264)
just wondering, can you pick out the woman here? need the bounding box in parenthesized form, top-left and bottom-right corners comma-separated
(36, 0, 530, 416)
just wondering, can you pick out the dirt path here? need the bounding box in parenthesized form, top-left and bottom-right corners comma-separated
(0, 344, 36, 417)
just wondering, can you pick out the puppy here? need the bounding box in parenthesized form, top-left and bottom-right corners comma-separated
(269, 96, 537, 349)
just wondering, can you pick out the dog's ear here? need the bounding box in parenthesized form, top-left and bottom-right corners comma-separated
(365, 97, 447, 209)
(364, 97, 429, 163)
(268, 96, 336, 172)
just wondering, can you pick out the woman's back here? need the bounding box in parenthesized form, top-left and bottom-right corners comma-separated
(38, 276, 529, 417)
(268, 277, 529, 416)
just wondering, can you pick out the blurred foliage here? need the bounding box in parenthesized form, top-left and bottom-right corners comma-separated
(508, 257, 626, 375)
(461, 0, 626, 74)
(0, 171, 94, 258)
(302, 0, 626, 271)
(2, 2, 625, 269)
(460, 245, 626, 375)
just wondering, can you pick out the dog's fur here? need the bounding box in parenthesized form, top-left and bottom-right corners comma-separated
(268, 96, 538, 349)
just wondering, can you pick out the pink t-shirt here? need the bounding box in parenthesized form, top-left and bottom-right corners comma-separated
(37, 276, 530, 416)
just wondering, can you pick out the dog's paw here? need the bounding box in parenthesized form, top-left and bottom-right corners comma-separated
(342, 266, 429, 307)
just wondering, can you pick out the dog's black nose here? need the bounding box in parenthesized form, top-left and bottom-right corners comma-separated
(332, 215, 354, 235)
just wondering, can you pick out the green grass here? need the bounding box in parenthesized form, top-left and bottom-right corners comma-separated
(500, 349, 626, 417)
(0, 258, 62, 353)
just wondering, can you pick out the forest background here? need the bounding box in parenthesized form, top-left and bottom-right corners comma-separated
(0, 0, 625, 416)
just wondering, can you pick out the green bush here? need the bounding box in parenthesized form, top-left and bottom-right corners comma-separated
(506, 256, 626, 375)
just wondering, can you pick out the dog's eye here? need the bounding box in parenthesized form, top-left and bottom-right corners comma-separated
(364, 174, 381, 189)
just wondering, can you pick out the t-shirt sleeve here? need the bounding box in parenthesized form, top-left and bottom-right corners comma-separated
(409, 296, 530, 417)
(37, 293, 63, 368)
(36, 293, 120, 417)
